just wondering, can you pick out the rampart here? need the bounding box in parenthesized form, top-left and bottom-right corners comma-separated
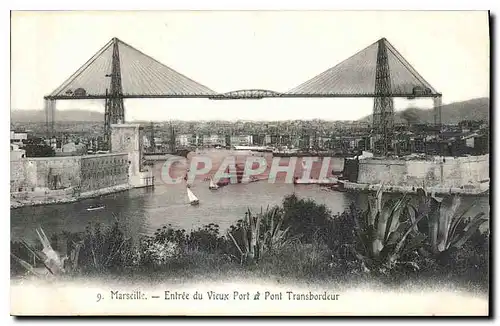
(356, 154, 489, 189)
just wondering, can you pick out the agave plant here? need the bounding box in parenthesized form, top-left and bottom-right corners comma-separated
(11, 227, 71, 277)
(353, 186, 489, 275)
(352, 187, 428, 275)
(259, 205, 295, 255)
(227, 209, 262, 264)
(227, 206, 291, 265)
(416, 192, 489, 254)
(11, 223, 133, 277)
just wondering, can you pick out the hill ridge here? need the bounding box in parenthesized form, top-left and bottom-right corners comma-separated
(359, 97, 489, 124)
(11, 97, 489, 124)
(10, 109, 104, 123)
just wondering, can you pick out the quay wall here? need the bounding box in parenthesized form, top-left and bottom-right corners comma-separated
(357, 154, 489, 188)
(10, 184, 133, 209)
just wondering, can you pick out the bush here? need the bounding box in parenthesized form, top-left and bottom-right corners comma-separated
(327, 205, 358, 254)
(137, 224, 235, 268)
(73, 222, 133, 274)
(187, 223, 228, 254)
(282, 194, 333, 243)
(437, 228, 489, 287)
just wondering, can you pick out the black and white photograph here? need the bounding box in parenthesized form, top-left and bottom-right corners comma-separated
(9, 10, 490, 316)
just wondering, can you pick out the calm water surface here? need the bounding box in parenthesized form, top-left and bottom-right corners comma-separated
(11, 152, 490, 243)
(10, 180, 356, 243)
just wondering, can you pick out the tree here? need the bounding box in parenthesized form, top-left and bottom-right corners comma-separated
(282, 194, 332, 243)
(24, 144, 55, 157)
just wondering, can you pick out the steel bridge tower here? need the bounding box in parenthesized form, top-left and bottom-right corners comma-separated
(372, 38, 394, 156)
(104, 38, 125, 150)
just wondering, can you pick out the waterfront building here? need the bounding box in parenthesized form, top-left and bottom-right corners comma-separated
(10, 130, 28, 144)
(176, 134, 190, 147)
(230, 135, 252, 146)
(10, 144, 26, 161)
(202, 134, 226, 147)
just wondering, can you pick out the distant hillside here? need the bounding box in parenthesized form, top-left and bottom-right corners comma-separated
(10, 110, 104, 123)
(360, 97, 489, 125)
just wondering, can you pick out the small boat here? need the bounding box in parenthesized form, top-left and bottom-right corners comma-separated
(217, 179, 230, 187)
(249, 176, 261, 183)
(330, 184, 346, 192)
(209, 179, 219, 190)
(187, 187, 199, 206)
(87, 205, 105, 211)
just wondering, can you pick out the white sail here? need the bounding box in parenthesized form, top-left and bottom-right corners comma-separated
(187, 187, 199, 203)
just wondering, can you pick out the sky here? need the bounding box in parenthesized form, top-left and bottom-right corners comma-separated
(10, 11, 490, 121)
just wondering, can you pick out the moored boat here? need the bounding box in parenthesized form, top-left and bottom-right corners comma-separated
(209, 179, 219, 190)
(86, 205, 105, 211)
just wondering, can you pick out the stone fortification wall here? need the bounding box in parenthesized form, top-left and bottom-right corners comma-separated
(11, 124, 153, 208)
(10, 153, 129, 193)
(24, 156, 82, 191)
(357, 154, 489, 188)
(80, 153, 129, 192)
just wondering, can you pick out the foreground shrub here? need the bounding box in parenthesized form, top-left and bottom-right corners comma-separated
(434, 227, 489, 287)
(187, 223, 228, 254)
(282, 194, 332, 243)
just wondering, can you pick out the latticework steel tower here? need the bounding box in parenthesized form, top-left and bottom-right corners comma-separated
(372, 38, 394, 156)
(103, 38, 125, 150)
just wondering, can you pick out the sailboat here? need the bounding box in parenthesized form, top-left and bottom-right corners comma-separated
(209, 178, 219, 190)
(187, 187, 199, 205)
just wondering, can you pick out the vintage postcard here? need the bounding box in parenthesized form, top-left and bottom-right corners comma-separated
(10, 10, 490, 316)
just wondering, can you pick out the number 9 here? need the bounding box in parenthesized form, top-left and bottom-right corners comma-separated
(97, 293, 102, 302)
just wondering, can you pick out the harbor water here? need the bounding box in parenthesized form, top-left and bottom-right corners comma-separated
(10, 150, 490, 243)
